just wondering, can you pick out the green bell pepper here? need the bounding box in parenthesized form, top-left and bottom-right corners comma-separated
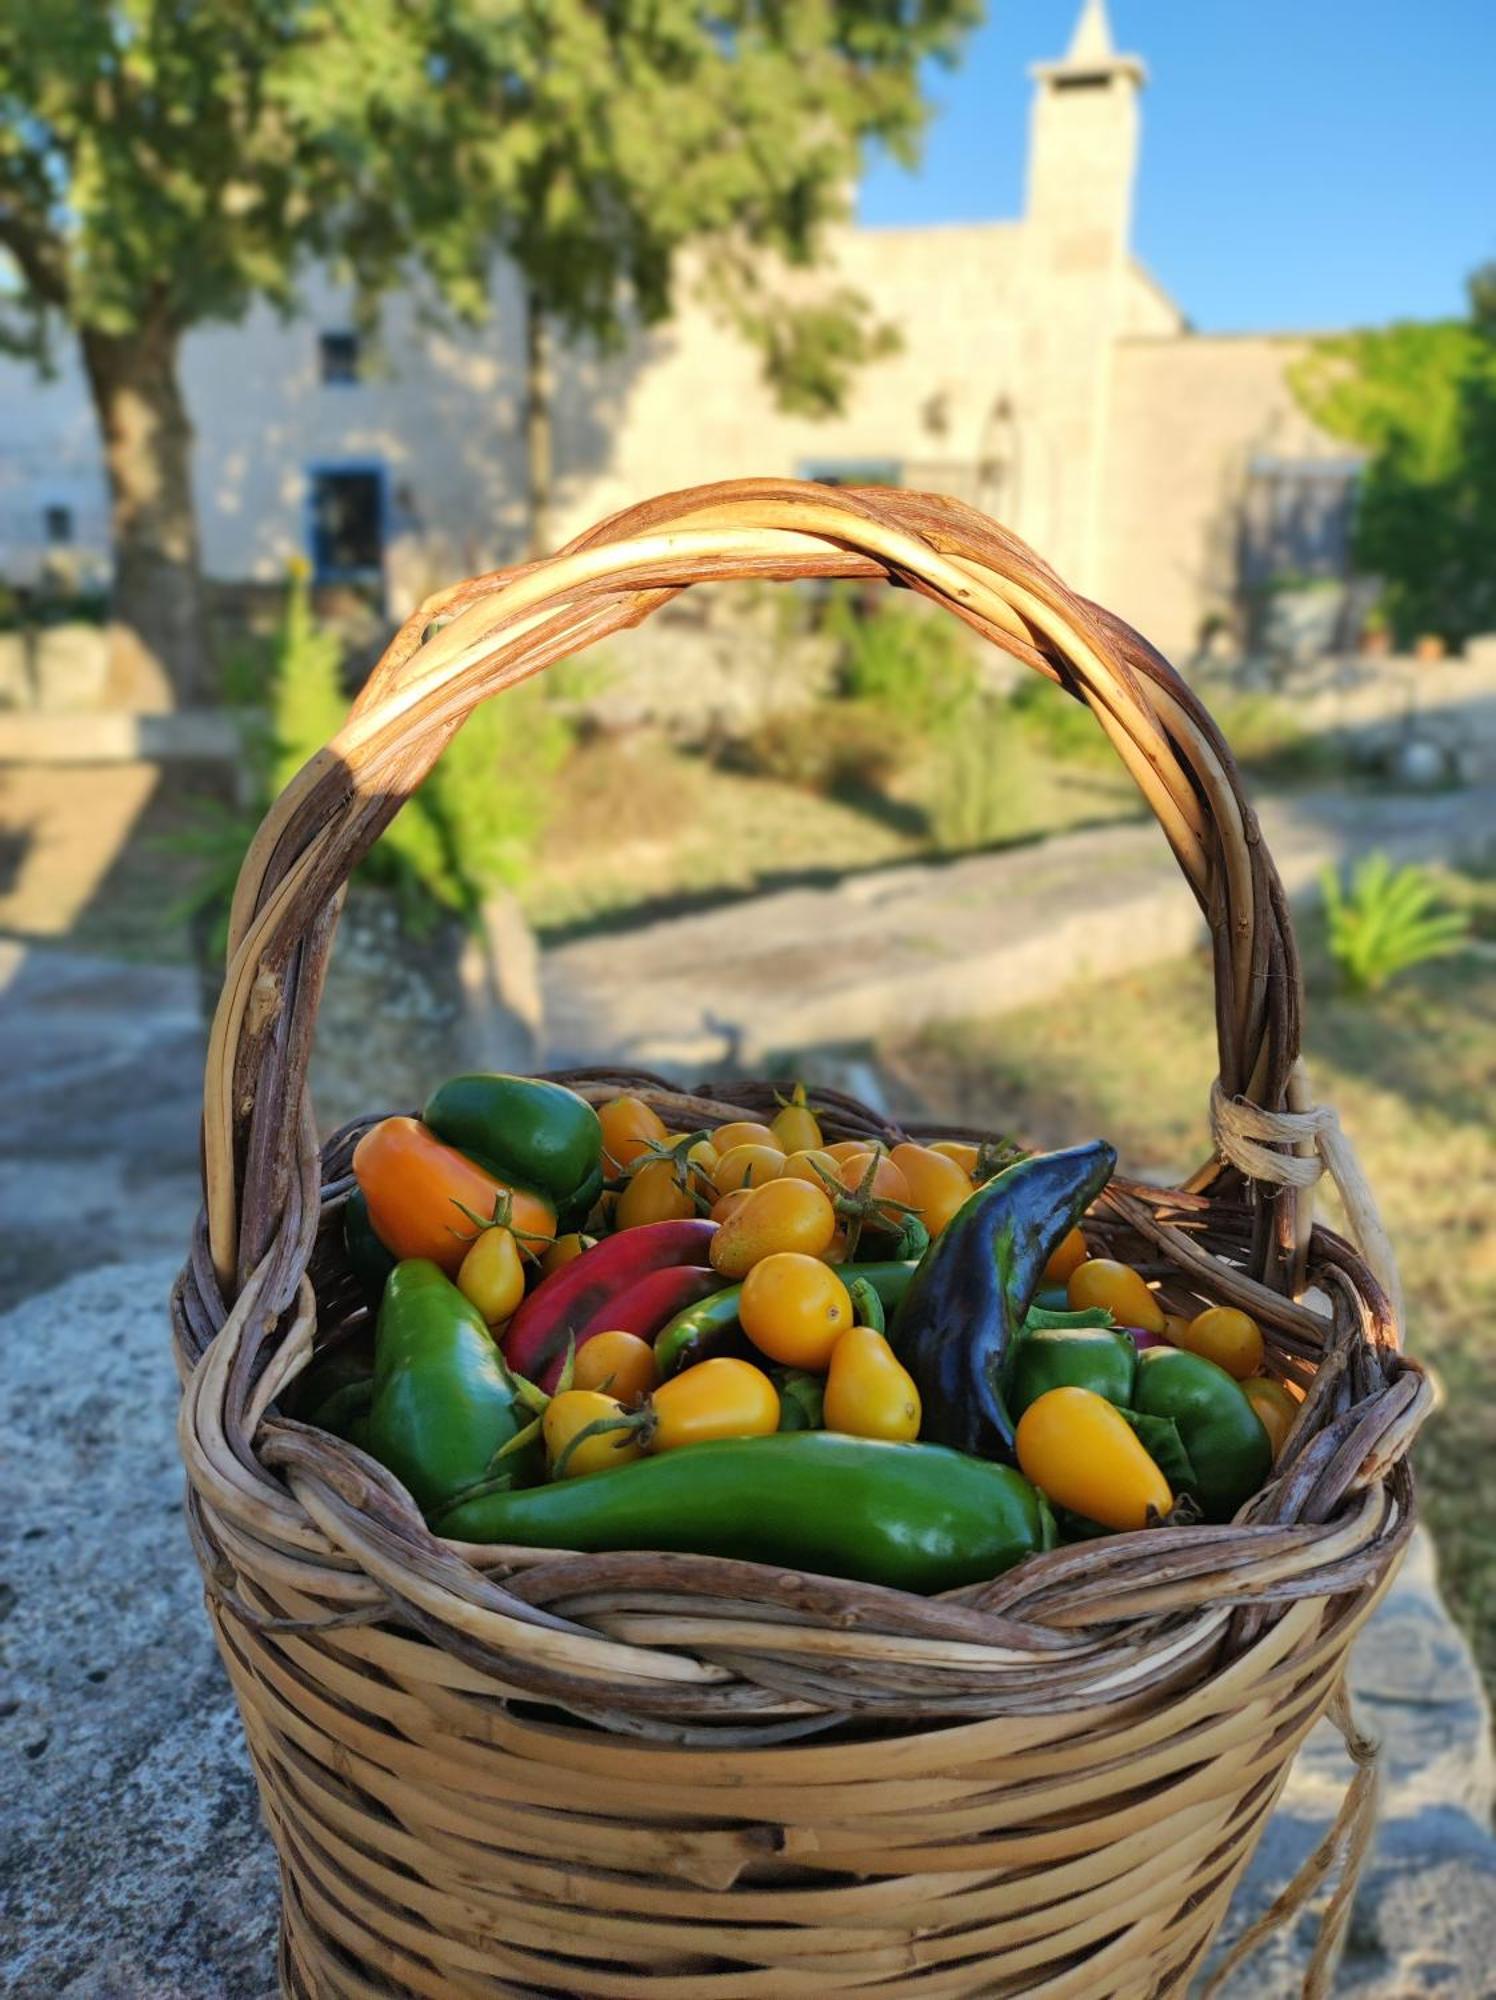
(422, 1073, 603, 1225)
(1007, 1325, 1137, 1423)
(367, 1259, 543, 1517)
(434, 1432, 1056, 1593)
(1131, 1346, 1272, 1522)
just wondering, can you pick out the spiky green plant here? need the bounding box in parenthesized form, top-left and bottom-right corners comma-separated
(1320, 854, 1471, 995)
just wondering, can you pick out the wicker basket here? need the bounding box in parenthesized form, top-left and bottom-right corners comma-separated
(173, 480, 1433, 1999)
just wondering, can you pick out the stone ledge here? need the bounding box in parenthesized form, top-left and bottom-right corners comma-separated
(3, 1258, 1491, 1997)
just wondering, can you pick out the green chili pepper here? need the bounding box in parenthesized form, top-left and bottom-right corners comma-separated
(343, 1188, 396, 1306)
(655, 1260, 916, 1377)
(306, 1377, 374, 1451)
(1131, 1347, 1272, 1521)
(434, 1433, 1056, 1593)
(286, 1331, 373, 1424)
(367, 1259, 543, 1517)
(423, 1073, 602, 1217)
(1007, 1326, 1137, 1423)
(892, 1141, 1117, 1462)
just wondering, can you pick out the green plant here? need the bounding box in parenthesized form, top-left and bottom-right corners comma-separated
(1320, 855, 1471, 995)
(1207, 693, 1338, 784)
(924, 693, 1022, 851)
(172, 568, 569, 956)
(734, 701, 909, 796)
(1004, 678, 1112, 770)
(1290, 274, 1496, 648)
(828, 592, 978, 732)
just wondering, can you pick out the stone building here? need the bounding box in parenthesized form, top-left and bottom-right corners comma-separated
(0, 0, 1359, 666)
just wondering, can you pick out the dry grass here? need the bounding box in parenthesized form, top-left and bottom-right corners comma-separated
(869, 865, 1496, 1698)
(522, 726, 1140, 936)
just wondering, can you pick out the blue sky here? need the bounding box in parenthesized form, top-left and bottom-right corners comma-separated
(858, 1, 1496, 334)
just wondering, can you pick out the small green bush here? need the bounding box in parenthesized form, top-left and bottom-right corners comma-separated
(173, 568, 570, 954)
(827, 590, 979, 732)
(1320, 854, 1471, 994)
(1004, 678, 1111, 768)
(734, 700, 908, 796)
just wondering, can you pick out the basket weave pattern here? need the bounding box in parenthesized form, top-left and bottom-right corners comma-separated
(173, 481, 1432, 1997)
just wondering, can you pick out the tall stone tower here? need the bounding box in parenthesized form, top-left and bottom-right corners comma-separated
(1017, 0, 1146, 590)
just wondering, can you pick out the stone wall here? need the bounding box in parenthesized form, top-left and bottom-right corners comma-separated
(1100, 332, 1347, 663)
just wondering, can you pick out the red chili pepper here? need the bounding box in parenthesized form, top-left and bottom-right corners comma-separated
(555, 1266, 725, 1393)
(503, 1218, 718, 1387)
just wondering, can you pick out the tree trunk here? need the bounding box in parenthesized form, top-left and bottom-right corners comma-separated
(80, 319, 210, 708)
(524, 288, 554, 559)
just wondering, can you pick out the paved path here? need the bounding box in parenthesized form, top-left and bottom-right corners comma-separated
(0, 940, 204, 1316)
(541, 784, 1496, 1070)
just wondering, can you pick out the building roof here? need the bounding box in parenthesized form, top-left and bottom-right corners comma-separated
(1033, 0, 1147, 88)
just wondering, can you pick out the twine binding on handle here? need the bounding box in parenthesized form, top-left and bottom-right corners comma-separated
(172, 480, 1430, 1997)
(1211, 1063, 1405, 1332)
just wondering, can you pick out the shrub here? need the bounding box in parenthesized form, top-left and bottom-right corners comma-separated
(1320, 854, 1471, 994)
(173, 568, 570, 954)
(733, 700, 909, 796)
(1004, 677, 1111, 768)
(826, 590, 979, 732)
(924, 691, 1025, 851)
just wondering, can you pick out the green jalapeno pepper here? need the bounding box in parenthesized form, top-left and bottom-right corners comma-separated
(655, 1260, 916, 1377)
(433, 1432, 1056, 1593)
(1131, 1346, 1272, 1522)
(892, 1140, 1117, 1462)
(1007, 1325, 1137, 1423)
(367, 1259, 543, 1517)
(422, 1072, 603, 1222)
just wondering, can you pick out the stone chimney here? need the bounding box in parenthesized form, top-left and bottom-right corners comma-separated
(1017, 0, 1147, 588)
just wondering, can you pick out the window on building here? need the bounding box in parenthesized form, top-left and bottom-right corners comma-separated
(319, 331, 362, 385)
(799, 460, 902, 490)
(309, 467, 384, 585)
(42, 503, 74, 546)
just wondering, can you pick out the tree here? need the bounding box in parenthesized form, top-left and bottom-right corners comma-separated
(0, 3, 977, 699)
(1290, 272, 1496, 648)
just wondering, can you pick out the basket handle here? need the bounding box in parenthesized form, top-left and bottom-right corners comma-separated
(202, 478, 1396, 1323)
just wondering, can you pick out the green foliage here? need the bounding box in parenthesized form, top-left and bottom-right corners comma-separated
(1290, 284, 1496, 647)
(1320, 855, 1471, 996)
(1004, 678, 1111, 769)
(830, 592, 981, 729)
(1203, 692, 1338, 784)
(924, 693, 1018, 851)
(172, 570, 569, 953)
(0, 1, 976, 418)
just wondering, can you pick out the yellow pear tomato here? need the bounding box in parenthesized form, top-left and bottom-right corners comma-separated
(456, 1226, 527, 1325)
(739, 1253, 853, 1370)
(710, 1177, 838, 1278)
(823, 1326, 921, 1442)
(1016, 1386, 1173, 1531)
(647, 1357, 779, 1450)
(889, 1143, 972, 1239)
(542, 1390, 642, 1479)
(1067, 1258, 1166, 1334)
(1177, 1306, 1265, 1381)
